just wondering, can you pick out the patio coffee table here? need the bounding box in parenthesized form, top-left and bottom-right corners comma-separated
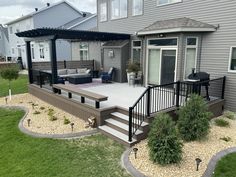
(68, 75, 92, 84)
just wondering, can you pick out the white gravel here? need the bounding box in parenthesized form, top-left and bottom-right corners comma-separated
(0, 94, 93, 134)
(129, 113, 236, 177)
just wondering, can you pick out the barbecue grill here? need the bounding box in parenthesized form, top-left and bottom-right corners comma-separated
(187, 69, 210, 101)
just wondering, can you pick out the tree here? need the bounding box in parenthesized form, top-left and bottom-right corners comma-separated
(0, 66, 19, 100)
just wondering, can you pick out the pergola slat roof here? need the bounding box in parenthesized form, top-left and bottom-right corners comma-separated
(16, 28, 130, 41)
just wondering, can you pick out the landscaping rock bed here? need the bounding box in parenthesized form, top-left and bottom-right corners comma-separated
(129, 114, 236, 177)
(0, 94, 93, 135)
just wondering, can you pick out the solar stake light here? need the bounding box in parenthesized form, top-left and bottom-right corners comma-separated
(133, 148, 138, 159)
(5, 97, 8, 104)
(27, 119, 31, 127)
(70, 123, 75, 132)
(195, 158, 202, 171)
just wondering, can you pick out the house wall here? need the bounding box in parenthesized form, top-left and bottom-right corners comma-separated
(103, 42, 130, 83)
(0, 26, 10, 58)
(71, 41, 102, 70)
(33, 3, 82, 28)
(97, 0, 236, 111)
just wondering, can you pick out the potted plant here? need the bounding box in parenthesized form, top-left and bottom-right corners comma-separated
(126, 60, 140, 84)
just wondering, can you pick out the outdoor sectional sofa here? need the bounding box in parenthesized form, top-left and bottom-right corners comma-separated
(57, 68, 91, 79)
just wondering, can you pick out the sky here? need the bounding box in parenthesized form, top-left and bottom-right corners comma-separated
(0, 0, 97, 25)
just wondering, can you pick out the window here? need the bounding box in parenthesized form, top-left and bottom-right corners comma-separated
(148, 38, 178, 46)
(9, 27, 13, 34)
(79, 43, 89, 60)
(39, 44, 45, 59)
(31, 44, 35, 59)
(184, 37, 198, 79)
(100, 2, 107, 22)
(132, 0, 143, 16)
(229, 47, 236, 71)
(111, 0, 128, 20)
(157, 0, 182, 6)
(132, 40, 142, 63)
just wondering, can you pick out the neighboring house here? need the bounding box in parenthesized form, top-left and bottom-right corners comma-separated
(0, 24, 10, 60)
(96, 0, 236, 111)
(5, 0, 97, 68)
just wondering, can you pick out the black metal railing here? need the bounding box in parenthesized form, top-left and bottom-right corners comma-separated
(128, 76, 226, 142)
(32, 69, 52, 89)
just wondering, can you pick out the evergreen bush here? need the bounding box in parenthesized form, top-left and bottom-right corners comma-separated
(177, 94, 211, 141)
(148, 113, 183, 165)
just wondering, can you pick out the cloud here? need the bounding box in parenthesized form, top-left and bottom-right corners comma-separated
(0, 0, 44, 8)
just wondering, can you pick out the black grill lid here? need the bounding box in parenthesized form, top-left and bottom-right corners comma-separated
(188, 69, 210, 81)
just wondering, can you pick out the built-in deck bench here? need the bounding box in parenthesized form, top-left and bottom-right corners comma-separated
(53, 84, 108, 109)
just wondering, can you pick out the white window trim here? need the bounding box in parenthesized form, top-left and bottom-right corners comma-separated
(39, 44, 45, 59)
(79, 43, 89, 60)
(100, 2, 108, 22)
(132, 0, 144, 16)
(111, 0, 128, 20)
(146, 37, 179, 86)
(132, 40, 142, 63)
(183, 37, 198, 80)
(157, 0, 182, 7)
(228, 46, 236, 73)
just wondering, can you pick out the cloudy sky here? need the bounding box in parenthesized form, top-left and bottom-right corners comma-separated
(0, 0, 97, 25)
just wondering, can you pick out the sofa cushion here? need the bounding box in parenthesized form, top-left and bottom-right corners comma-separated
(67, 69, 77, 74)
(86, 69, 91, 74)
(108, 67, 113, 75)
(77, 68, 87, 74)
(58, 69, 67, 76)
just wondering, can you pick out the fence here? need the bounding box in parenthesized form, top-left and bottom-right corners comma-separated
(128, 77, 226, 142)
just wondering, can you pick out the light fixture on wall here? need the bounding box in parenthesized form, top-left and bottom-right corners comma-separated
(158, 33, 165, 38)
(108, 50, 114, 58)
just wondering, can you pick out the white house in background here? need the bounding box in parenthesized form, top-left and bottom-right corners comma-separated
(5, 0, 97, 68)
(0, 24, 10, 60)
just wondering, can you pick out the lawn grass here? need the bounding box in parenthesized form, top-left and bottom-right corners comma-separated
(0, 108, 130, 177)
(214, 153, 236, 177)
(0, 75, 28, 97)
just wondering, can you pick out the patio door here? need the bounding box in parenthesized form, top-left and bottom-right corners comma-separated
(147, 48, 177, 85)
(160, 49, 176, 85)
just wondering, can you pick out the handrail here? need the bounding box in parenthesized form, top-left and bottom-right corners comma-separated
(128, 77, 226, 142)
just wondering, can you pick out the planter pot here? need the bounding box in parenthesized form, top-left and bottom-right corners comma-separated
(127, 72, 135, 84)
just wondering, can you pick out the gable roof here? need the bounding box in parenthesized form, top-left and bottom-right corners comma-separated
(5, 0, 83, 25)
(60, 13, 97, 30)
(138, 17, 217, 35)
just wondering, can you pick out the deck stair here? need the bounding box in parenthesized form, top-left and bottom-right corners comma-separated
(99, 111, 149, 147)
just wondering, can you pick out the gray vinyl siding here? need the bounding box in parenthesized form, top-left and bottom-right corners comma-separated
(70, 16, 97, 31)
(97, 0, 236, 111)
(33, 3, 81, 28)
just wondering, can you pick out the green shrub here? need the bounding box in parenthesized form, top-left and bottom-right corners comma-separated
(49, 116, 57, 121)
(148, 113, 183, 165)
(177, 94, 212, 142)
(0, 66, 19, 89)
(224, 111, 235, 120)
(47, 109, 54, 117)
(215, 119, 230, 127)
(64, 117, 71, 125)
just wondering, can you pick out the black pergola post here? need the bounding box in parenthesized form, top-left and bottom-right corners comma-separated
(26, 41, 33, 84)
(50, 38, 58, 92)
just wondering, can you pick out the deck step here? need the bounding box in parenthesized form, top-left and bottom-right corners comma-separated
(99, 125, 137, 147)
(111, 112, 148, 126)
(105, 118, 143, 135)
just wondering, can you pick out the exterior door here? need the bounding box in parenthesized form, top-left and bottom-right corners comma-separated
(160, 49, 176, 85)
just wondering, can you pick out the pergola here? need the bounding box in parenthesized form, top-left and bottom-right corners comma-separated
(16, 28, 130, 86)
